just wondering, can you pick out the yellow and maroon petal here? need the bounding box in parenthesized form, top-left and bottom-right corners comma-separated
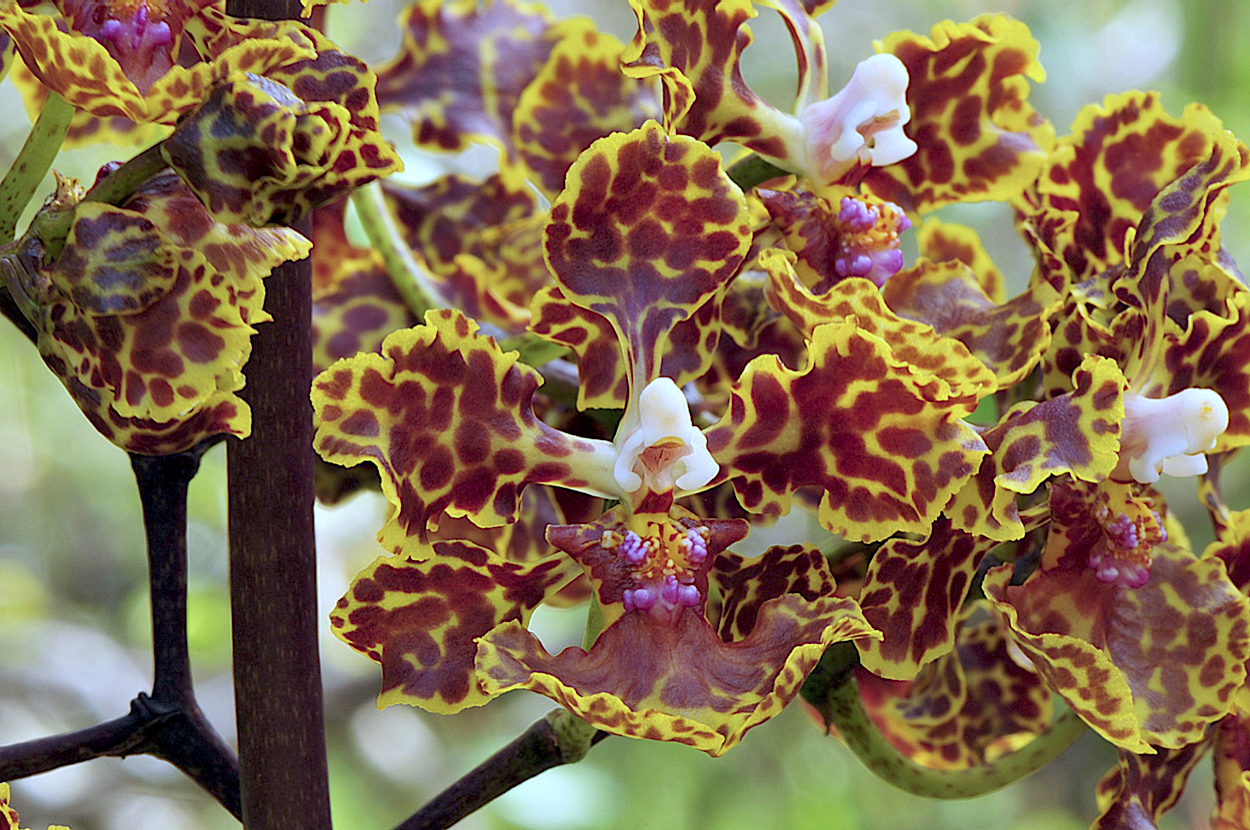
(312, 309, 621, 551)
(858, 604, 1053, 768)
(1018, 91, 1227, 289)
(856, 518, 1002, 679)
(1117, 130, 1250, 368)
(21, 170, 310, 454)
(477, 588, 875, 755)
(511, 19, 661, 197)
(621, 0, 797, 159)
(1156, 291, 1250, 450)
(383, 174, 540, 275)
(882, 258, 1062, 389)
(760, 249, 996, 403)
(705, 319, 987, 542)
(914, 218, 1005, 302)
(1092, 740, 1211, 830)
(374, 0, 556, 156)
(310, 203, 416, 374)
(862, 15, 1053, 214)
(1214, 713, 1250, 830)
(712, 542, 860, 642)
(544, 122, 751, 385)
(8, 61, 171, 149)
(330, 540, 581, 713)
(163, 57, 402, 226)
(983, 542, 1250, 751)
(945, 355, 1124, 541)
(45, 202, 179, 315)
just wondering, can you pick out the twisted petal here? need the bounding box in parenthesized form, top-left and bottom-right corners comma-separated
(621, 0, 797, 159)
(882, 254, 1062, 391)
(477, 534, 875, 755)
(1092, 740, 1211, 830)
(23, 171, 310, 454)
(706, 319, 988, 542)
(984, 543, 1250, 752)
(0, 3, 318, 122)
(1117, 130, 1250, 375)
(312, 309, 620, 550)
(945, 355, 1124, 541)
(1158, 290, 1250, 451)
(856, 517, 1002, 679)
(861, 15, 1053, 213)
(760, 249, 997, 402)
(543, 121, 751, 386)
(163, 55, 402, 226)
(330, 540, 581, 712)
(858, 604, 1053, 768)
(1017, 91, 1228, 289)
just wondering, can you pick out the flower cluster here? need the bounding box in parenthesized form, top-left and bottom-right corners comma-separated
(305, 0, 1250, 818)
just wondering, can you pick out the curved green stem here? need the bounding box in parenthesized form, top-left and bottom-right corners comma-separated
(0, 91, 75, 241)
(726, 154, 791, 192)
(351, 181, 442, 318)
(824, 671, 1087, 799)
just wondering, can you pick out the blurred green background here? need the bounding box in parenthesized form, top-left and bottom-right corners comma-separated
(2, 0, 1249, 827)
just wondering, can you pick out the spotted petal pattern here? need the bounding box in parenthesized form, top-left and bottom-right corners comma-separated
(1092, 740, 1211, 830)
(945, 355, 1124, 541)
(1214, 713, 1250, 830)
(162, 53, 403, 226)
(858, 605, 1053, 768)
(10, 171, 310, 454)
(621, 0, 797, 159)
(881, 260, 1061, 391)
(0, 3, 318, 123)
(544, 121, 751, 387)
(984, 543, 1250, 751)
(862, 15, 1054, 213)
(856, 518, 1003, 679)
(312, 309, 621, 551)
(476, 514, 876, 755)
(760, 249, 997, 402)
(1017, 91, 1228, 289)
(706, 319, 988, 542)
(374, 0, 555, 156)
(330, 540, 581, 712)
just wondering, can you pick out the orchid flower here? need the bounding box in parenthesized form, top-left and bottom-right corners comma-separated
(0, 0, 321, 128)
(1, 167, 310, 454)
(313, 122, 970, 754)
(831, 93, 1250, 769)
(623, 0, 1052, 209)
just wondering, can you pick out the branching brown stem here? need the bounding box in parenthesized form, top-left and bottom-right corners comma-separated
(394, 711, 608, 830)
(0, 445, 241, 818)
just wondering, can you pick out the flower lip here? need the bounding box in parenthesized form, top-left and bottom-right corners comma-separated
(1117, 388, 1229, 484)
(612, 377, 718, 498)
(799, 53, 917, 184)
